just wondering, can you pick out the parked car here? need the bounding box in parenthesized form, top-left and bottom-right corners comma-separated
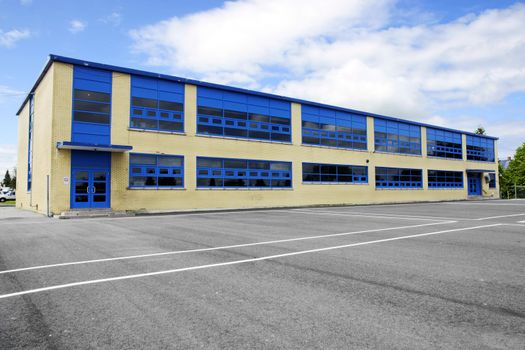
(0, 190, 15, 202)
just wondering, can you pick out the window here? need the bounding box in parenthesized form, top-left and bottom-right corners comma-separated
(197, 157, 292, 188)
(73, 67, 111, 125)
(426, 128, 462, 159)
(374, 119, 421, 155)
(488, 173, 496, 188)
(302, 105, 367, 150)
(129, 154, 184, 188)
(466, 135, 495, 162)
(428, 170, 463, 188)
(197, 87, 291, 142)
(130, 76, 184, 132)
(375, 167, 422, 188)
(302, 163, 367, 183)
(27, 94, 34, 192)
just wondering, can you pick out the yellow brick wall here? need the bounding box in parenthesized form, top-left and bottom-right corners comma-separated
(16, 64, 55, 214)
(15, 102, 29, 209)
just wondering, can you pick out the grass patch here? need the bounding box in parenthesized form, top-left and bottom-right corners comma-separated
(0, 200, 15, 207)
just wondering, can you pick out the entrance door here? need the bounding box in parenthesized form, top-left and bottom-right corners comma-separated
(467, 175, 481, 196)
(72, 168, 110, 208)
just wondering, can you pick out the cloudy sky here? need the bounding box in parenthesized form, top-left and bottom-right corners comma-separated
(1, 0, 524, 176)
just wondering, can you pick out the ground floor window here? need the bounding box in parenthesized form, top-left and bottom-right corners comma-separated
(375, 167, 422, 188)
(428, 170, 463, 188)
(197, 157, 291, 188)
(129, 153, 184, 188)
(302, 163, 367, 183)
(488, 173, 496, 188)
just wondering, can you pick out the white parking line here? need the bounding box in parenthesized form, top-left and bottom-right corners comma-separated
(287, 209, 453, 221)
(476, 213, 525, 220)
(0, 223, 500, 300)
(0, 221, 455, 275)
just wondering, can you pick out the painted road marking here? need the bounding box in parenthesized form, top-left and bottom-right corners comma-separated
(287, 209, 453, 221)
(0, 221, 454, 275)
(0, 223, 499, 300)
(476, 213, 525, 220)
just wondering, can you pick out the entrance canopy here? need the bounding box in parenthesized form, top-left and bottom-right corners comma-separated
(57, 141, 132, 152)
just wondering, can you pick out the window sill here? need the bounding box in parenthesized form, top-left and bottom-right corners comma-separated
(301, 143, 369, 152)
(465, 159, 497, 164)
(127, 187, 186, 190)
(302, 182, 369, 185)
(128, 128, 186, 136)
(374, 151, 422, 158)
(195, 133, 292, 145)
(196, 187, 293, 191)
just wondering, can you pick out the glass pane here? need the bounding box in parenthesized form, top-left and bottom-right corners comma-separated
(158, 177, 181, 187)
(132, 97, 157, 108)
(159, 100, 183, 112)
(197, 158, 222, 168)
(75, 171, 88, 181)
(75, 182, 88, 193)
(93, 182, 106, 193)
(93, 172, 106, 181)
(158, 156, 182, 167)
(74, 90, 110, 103)
(198, 106, 222, 117)
(75, 195, 89, 203)
(224, 159, 247, 169)
(159, 121, 183, 132)
(73, 111, 110, 124)
(130, 154, 156, 165)
(74, 100, 110, 114)
(131, 118, 157, 129)
(93, 195, 106, 203)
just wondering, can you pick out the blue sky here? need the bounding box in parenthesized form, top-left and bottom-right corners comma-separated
(1, 0, 524, 175)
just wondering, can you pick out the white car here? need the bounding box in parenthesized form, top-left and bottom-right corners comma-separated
(0, 190, 15, 202)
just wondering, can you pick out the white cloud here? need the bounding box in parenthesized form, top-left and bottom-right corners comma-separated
(0, 29, 30, 47)
(0, 85, 24, 103)
(69, 20, 87, 34)
(100, 12, 122, 26)
(0, 145, 17, 181)
(20, 0, 33, 6)
(130, 1, 525, 156)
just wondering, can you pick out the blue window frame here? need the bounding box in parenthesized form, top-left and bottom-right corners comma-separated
(428, 170, 464, 188)
(72, 66, 112, 144)
(427, 128, 462, 159)
(129, 153, 184, 188)
(488, 173, 496, 188)
(197, 87, 291, 142)
(302, 105, 367, 150)
(302, 163, 367, 183)
(197, 157, 292, 188)
(374, 119, 421, 155)
(466, 135, 494, 162)
(27, 94, 34, 192)
(375, 167, 422, 188)
(130, 76, 184, 132)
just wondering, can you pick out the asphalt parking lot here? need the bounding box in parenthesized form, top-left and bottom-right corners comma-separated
(0, 200, 524, 349)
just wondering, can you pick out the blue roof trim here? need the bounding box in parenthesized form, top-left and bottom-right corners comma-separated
(18, 54, 498, 140)
(56, 141, 132, 152)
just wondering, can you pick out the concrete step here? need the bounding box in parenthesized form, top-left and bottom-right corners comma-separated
(57, 209, 133, 219)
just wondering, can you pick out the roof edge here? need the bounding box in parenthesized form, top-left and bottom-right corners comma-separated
(17, 54, 499, 140)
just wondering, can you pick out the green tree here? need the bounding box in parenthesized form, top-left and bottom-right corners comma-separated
(506, 142, 525, 186)
(2, 170, 11, 188)
(474, 126, 486, 135)
(498, 163, 512, 198)
(10, 168, 16, 190)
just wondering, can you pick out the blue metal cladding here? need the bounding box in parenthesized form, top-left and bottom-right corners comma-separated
(302, 105, 367, 150)
(130, 75, 184, 132)
(302, 163, 368, 183)
(427, 128, 462, 159)
(466, 135, 495, 162)
(129, 153, 184, 188)
(72, 66, 112, 144)
(197, 157, 292, 188)
(27, 95, 34, 192)
(375, 167, 423, 188)
(428, 170, 464, 188)
(374, 119, 421, 155)
(197, 87, 291, 142)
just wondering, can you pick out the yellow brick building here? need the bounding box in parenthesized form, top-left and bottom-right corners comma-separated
(16, 55, 499, 216)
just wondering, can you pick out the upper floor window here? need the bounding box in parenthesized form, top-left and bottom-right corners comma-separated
(130, 76, 184, 133)
(375, 167, 422, 188)
(197, 87, 291, 142)
(466, 135, 494, 162)
(197, 157, 292, 188)
(129, 153, 184, 188)
(73, 66, 111, 125)
(302, 105, 367, 150)
(374, 119, 421, 155)
(427, 128, 462, 159)
(302, 163, 368, 184)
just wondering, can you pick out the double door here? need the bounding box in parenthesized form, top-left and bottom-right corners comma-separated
(72, 168, 110, 208)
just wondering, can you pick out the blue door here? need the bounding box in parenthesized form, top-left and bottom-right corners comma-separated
(72, 168, 110, 208)
(467, 175, 481, 196)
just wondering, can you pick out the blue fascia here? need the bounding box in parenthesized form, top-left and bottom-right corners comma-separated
(17, 54, 498, 141)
